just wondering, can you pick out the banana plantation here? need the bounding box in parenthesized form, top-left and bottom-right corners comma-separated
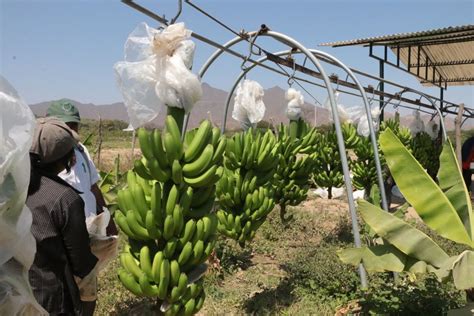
(3, 1, 474, 316)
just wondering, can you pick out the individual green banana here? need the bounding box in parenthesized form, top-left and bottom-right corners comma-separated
(151, 129, 169, 168)
(131, 183, 148, 221)
(151, 181, 163, 225)
(146, 159, 171, 182)
(139, 273, 159, 297)
(157, 259, 170, 299)
(178, 241, 193, 266)
(151, 251, 164, 283)
(184, 120, 212, 162)
(115, 210, 137, 239)
(173, 205, 184, 236)
(171, 160, 183, 184)
(145, 211, 160, 239)
(179, 219, 196, 245)
(170, 260, 180, 287)
(126, 210, 150, 240)
(182, 144, 213, 178)
(133, 159, 153, 180)
(184, 165, 218, 188)
(120, 252, 143, 279)
(137, 128, 155, 161)
(163, 238, 178, 258)
(166, 185, 179, 215)
(139, 245, 153, 279)
(163, 215, 175, 240)
(118, 268, 143, 296)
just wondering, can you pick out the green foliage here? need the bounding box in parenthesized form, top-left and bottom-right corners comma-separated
(357, 273, 466, 315)
(339, 128, 474, 290)
(285, 242, 360, 300)
(98, 154, 126, 212)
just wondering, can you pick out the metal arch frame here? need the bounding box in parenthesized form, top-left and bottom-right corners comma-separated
(194, 30, 374, 287)
(220, 49, 389, 213)
(380, 88, 448, 142)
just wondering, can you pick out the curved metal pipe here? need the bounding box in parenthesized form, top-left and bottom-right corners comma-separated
(221, 49, 388, 212)
(194, 30, 368, 286)
(379, 88, 447, 142)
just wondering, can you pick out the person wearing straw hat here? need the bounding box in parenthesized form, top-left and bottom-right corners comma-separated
(27, 117, 98, 315)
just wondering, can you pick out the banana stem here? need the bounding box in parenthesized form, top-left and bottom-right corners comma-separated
(166, 106, 185, 135)
(279, 204, 293, 226)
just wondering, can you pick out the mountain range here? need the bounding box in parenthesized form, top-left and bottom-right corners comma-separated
(29, 83, 463, 130)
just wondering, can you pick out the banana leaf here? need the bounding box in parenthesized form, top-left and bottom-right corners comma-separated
(437, 139, 474, 241)
(358, 199, 449, 267)
(337, 244, 406, 272)
(379, 129, 472, 246)
(452, 250, 474, 290)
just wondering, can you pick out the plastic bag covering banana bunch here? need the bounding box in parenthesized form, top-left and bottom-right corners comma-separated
(356, 105, 380, 137)
(232, 79, 266, 129)
(312, 128, 345, 199)
(114, 115, 223, 314)
(114, 22, 202, 129)
(274, 119, 318, 210)
(0, 76, 47, 315)
(408, 110, 425, 136)
(216, 128, 280, 246)
(285, 88, 304, 121)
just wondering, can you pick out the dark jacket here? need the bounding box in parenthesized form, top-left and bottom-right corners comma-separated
(26, 172, 97, 315)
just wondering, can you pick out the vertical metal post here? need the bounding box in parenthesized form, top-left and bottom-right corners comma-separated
(379, 60, 385, 122)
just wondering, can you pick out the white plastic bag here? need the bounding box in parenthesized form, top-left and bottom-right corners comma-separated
(0, 258, 47, 316)
(323, 91, 359, 123)
(75, 208, 118, 301)
(114, 22, 202, 129)
(285, 88, 304, 120)
(409, 110, 425, 136)
(426, 120, 439, 139)
(232, 79, 266, 128)
(0, 76, 45, 315)
(356, 106, 381, 137)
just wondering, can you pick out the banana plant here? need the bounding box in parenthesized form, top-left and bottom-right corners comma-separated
(312, 128, 344, 199)
(338, 128, 474, 290)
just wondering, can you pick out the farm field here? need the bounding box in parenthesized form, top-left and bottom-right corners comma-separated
(81, 119, 472, 315)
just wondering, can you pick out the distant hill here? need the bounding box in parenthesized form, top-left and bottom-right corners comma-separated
(29, 82, 468, 130)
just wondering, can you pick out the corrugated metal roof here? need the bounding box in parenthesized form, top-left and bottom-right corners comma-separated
(319, 25, 474, 47)
(319, 25, 474, 87)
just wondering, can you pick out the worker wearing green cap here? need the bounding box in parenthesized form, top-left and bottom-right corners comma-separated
(47, 99, 117, 316)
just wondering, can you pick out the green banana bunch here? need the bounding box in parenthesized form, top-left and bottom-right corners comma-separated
(216, 128, 279, 246)
(116, 110, 225, 313)
(342, 122, 360, 149)
(411, 131, 441, 178)
(312, 128, 344, 199)
(133, 118, 226, 188)
(274, 119, 319, 219)
(351, 136, 378, 193)
(163, 280, 206, 316)
(380, 119, 412, 147)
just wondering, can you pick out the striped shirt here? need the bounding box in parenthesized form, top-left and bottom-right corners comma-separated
(26, 172, 97, 315)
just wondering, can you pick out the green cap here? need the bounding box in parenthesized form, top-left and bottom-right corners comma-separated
(46, 99, 81, 123)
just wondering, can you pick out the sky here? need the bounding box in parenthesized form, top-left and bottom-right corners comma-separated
(1, 0, 473, 111)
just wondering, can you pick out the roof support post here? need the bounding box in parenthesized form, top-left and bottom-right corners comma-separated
(379, 60, 385, 122)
